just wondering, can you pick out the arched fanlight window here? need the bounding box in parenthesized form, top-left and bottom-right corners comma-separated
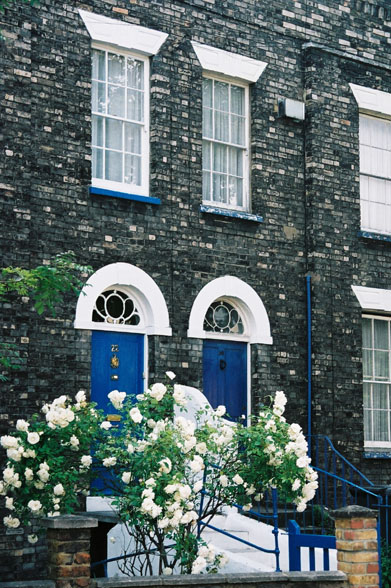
(203, 300, 244, 335)
(92, 289, 141, 326)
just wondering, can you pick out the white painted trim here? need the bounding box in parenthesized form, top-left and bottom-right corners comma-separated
(352, 285, 391, 313)
(191, 41, 267, 83)
(350, 83, 391, 118)
(74, 263, 172, 336)
(79, 10, 168, 56)
(187, 276, 273, 344)
(246, 341, 251, 421)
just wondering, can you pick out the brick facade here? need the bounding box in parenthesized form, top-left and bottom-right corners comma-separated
(1, 0, 391, 580)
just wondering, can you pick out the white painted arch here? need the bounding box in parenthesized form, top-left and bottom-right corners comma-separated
(187, 276, 273, 344)
(74, 262, 172, 336)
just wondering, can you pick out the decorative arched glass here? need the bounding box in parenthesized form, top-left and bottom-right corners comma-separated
(92, 289, 141, 326)
(203, 300, 244, 334)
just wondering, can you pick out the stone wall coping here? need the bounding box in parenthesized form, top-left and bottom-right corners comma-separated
(41, 514, 99, 529)
(93, 571, 347, 587)
(332, 504, 378, 519)
(0, 582, 55, 588)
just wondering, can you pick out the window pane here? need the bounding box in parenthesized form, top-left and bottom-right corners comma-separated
(364, 408, 372, 442)
(106, 118, 122, 151)
(124, 123, 141, 155)
(107, 85, 125, 117)
(214, 81, 229, 112)
(228, 176, 242, 207)
(215, 111, 229, 142)
(203, 141, 211, 172)
(231, 115, 245, 146)
(203, 171, 211, 201)
(92, 50, 105, 81)
(212, 173, 227, 203)
(231, 85, 244, 115)
(202, 78, 213, 108)
(92, 147, 103, 179)
(374, 350, 389, 380)
(92, 81, 106, 114)
(373, 409, 389, 442)
(124, 154, 141, 185)
(229, 147, 243, 177)
(213, 144, 227, 173)
(92, 116, 104, 148)
(363, 349, 373, 380)
(373, 383, 388, 409)
(108, 53, 125, 85)
(374, 320, 389, 350)
(127, 58, 144, 89)
(203, 108, 213, 139)
(127, 89, 144, 122)
(105, 150, 123, 183)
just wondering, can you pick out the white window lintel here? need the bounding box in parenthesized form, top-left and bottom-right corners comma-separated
(352, 285, 391, 313)
(192, 41, 267, 83)
(79, 9, 168, 56)
(349, 83, 391, 118)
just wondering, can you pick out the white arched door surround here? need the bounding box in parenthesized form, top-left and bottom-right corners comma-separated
(74, 262, 171, 336)
(188, 276, 272, 420)
(187, 275, 272, 344)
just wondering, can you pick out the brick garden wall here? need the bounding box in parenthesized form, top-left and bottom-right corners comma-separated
(1, 0, 391, 579)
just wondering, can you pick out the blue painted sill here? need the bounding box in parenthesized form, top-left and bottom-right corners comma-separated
(200, 204, 263, 223)
(90, 186, 161, 205)
(358, 230, 391, 243)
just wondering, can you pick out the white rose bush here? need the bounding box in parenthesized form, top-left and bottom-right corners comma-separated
(0, 376, 318, 575)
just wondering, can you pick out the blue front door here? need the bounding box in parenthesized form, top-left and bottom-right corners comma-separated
(91, 331, 144, 414)
(202, 340, 247, 419)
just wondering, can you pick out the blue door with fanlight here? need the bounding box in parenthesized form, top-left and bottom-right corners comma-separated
(203, 340, 247, 419)
(91, 331, 144, 415)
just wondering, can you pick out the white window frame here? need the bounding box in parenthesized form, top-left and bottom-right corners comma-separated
(91, 42, 150, 197)
(350, 83, 391, 235)
(202, 74, 250, 212)
(362, 314, 391, 448)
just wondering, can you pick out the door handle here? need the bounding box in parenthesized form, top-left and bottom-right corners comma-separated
(219, 359, 226, 370)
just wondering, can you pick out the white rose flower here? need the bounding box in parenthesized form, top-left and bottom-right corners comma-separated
(164, 484, 178, 494)
(53, 483, 65, 496)
(5, 496, 14, 510)
(108, 390, 127, 410)
(23, 449, 36, 458)
(103, 457, 117, 467)
(288, 423, 302, 440)
(7, 448, 22, 462)
(100, 421, 112, 430)
(25, 468, 34, 481)
(292, 479, 301, 492)
(195, 442, 207, 455)
(194, 480, 203, 493)
(177, 485, 192, 500)
(242, 503, 252, 512)
(183, 437, 196, 453)
(173, 384, 187, 406)
(27, 432, 40, 445)
(159, 458, 172, 474)
(3, 515, 20, 528)
(122, 472, 132, 484)
(38, 469, 50, 483)
(34, 481, 44, 490)
(129, 407, 143, 423)
(191, 555, 207, 574)
(190, 455, 204, 473)
(28, 499, 42, 512)
(149, 383, 167, 402)
(109, 536, 116, 544)
(75, 390, 86, 404)
(1, 435, 19, 449)
(219, 475, 229, 488)
(165, 371, 176, 380)
(81, 455, 92, 468)
(163, 567, 173, 575)
(27, 534, 38, 544)
(233, 474, 244, 485)
(127, 443, 135, 454)
(16, 419, 29, 432)
(70, 435, 79, 448)
(296, 500, 307, 513)
(215, 405, 226, 417)
(296, 455, 311, 468)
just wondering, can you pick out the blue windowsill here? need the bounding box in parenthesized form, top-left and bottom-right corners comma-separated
(358, 230, 391, 243)
(364, 451, 391, 459)
(200, 204, 263, 223)
(89, 186, 161, 205)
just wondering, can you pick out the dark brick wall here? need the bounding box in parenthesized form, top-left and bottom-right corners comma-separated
(1, 0, 391, 578)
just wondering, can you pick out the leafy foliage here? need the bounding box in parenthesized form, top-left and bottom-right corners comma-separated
(0, 251, 92, 316)
(0, 0, 38, 13)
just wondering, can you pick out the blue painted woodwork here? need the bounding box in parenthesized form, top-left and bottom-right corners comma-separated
(202, 340, 247, 419)
(288, 519, 336, 572)
(357, 230, 391, 243)
(200, 204, 263, 223)
(89, 186, 161, 205)
(91, 331, 144, 414)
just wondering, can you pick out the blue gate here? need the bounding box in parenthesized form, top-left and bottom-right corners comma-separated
(202, 339, 247, 419)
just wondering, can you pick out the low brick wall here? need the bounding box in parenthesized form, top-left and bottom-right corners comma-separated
(92, 571, 348, 588)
